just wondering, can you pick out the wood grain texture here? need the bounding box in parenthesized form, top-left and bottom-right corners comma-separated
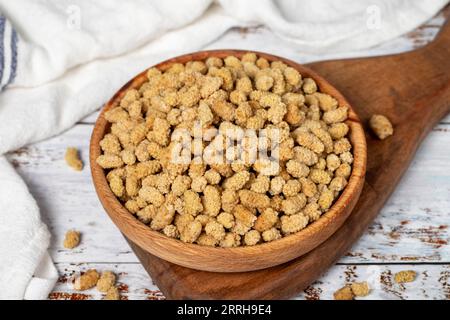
(125, 19, 450, 299)
(4, 6, 450, 299)
(49, 263, 450, 300)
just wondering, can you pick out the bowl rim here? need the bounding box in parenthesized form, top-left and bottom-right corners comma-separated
(90, 49, 366, 271)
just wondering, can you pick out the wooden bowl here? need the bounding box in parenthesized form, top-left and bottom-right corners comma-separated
(90, 50, 366, 273)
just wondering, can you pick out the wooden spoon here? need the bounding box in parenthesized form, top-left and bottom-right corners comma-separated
(127, 19, 450, 299)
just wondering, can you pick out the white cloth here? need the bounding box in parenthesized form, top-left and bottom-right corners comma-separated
(0, 0, 447, 300)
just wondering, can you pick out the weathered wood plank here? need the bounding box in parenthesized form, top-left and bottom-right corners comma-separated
(50, 263, 162, 300)
(343, 122, 450, 263)
(50, 263, 450, 300)
(5, 123, 450, 264)
(297, 264, 450, 300)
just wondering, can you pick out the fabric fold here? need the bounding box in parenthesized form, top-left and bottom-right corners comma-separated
(0, 156, 55, 300)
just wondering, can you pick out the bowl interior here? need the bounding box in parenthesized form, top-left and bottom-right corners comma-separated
(90, 50, 366, 272)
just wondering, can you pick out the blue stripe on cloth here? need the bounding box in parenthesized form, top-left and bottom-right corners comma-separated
(0, 15, 6, 85)
(7, 28, 18, 85)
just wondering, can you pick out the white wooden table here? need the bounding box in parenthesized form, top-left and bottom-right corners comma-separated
(6, 8, 450, 300)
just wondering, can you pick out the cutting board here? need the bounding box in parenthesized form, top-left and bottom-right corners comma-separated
(126, 20, 450, 299)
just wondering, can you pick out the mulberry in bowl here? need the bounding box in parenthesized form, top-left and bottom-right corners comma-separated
(90, 50, 366, 272)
